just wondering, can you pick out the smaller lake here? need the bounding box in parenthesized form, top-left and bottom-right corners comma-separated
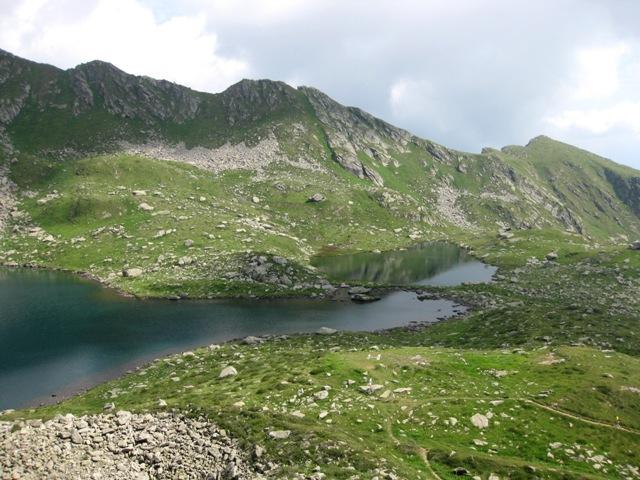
(312, 242, 496, 285)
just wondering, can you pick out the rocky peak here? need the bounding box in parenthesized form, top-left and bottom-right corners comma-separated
(299, 86, 412, 146)
(69, 60, 201, 122)
(525, 135, 554, 147)
(298, 86, 416, 185)
(219, 79, 301, 126)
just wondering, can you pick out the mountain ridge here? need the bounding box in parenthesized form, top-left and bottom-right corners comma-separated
(1, 48, 640, 298)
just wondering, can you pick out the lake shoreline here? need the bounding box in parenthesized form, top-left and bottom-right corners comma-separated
(13, 300, 470, 412)
(1, 241, 496, 301)
(1, 243, 494, 410)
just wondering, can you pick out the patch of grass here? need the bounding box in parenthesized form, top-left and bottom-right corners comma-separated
(10, 343, 639, 479)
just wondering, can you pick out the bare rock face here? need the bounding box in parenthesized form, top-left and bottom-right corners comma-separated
(299, 86, 406, 186)
(0, 163, 17, 231)
(71, 60, 202, 123)
(220, 79, 301, 127)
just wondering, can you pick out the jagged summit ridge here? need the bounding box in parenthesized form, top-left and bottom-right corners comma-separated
(1, 48, 640, 239)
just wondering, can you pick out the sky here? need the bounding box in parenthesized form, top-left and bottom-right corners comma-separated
(1, 0, 640, 168)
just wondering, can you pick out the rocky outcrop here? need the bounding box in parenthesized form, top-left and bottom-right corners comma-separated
(604, 168, 640, 217)
(0, 412, 268, 479)
(0, 50, 34, 126)
(71, 60, 202, 123)
(0, 165, 17, 231)
(332, 152, 384, 186)
(220, 79, 301, 127)
(300, 86, 406, 186)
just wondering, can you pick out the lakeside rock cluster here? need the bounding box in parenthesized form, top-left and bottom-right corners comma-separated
(0, 412, 269, 480)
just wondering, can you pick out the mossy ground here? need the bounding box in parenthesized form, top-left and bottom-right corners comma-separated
(1, 153, 452, 298)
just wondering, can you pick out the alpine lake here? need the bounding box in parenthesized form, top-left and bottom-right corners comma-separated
(0, 243, 496, 409)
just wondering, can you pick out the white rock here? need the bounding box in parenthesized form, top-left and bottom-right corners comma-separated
(268, 430, 291, 439)
(316, 327, 337, 335)
(359, 384, 384, 394)
(393, 387, 412, 394)
(314, 390, 329, 400)
(122, 268, 143, 278)
(219, 366, 238, 378)
(471, 413, 489, 429)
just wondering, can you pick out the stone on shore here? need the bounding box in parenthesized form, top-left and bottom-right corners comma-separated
(122, 268, 143, 278)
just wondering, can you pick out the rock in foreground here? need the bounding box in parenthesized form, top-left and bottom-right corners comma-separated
(0, 412, 267, 479)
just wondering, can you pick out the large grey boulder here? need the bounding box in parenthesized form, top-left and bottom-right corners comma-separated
(122, 268, 143, 278)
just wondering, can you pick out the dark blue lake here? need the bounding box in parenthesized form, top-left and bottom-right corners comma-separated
(0, 244, 494, 410)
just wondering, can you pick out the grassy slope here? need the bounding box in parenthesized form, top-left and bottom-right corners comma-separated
(498, 137, 640, 239)
(2, 158, 640, 477)
(1, 153, 451, 297)
(13, 342, 640, 479)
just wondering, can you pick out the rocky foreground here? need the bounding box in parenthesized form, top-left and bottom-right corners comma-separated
(0, 412, 271, 480)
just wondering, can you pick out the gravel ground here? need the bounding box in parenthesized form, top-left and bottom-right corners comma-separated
(0, 411, 269, 480)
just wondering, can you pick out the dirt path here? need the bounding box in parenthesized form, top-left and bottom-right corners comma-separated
(393, 394, 640, 436)
(525, 399, 640, 436)
(385, 416, 443, 480)
(415, 447, 443, 480)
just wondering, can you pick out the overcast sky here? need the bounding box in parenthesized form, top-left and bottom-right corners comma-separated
(1, 0, 640, 168)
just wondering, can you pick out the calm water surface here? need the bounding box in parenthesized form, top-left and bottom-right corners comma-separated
(0, 269, 463, 409)
(312, 242, 497, 285)
(0, 244, 494, 410)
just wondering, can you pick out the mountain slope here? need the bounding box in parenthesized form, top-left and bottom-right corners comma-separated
(2, 50, 640, 480)
(1, 48, 640, 296)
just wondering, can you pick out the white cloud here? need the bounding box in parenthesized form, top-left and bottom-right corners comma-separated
(544, 41, 640, 146)
(2, 0, 640, 168)
(546, 102, 640, 135)
(185, 0, 328, 26)
(389, 78, 450, 133)
(572, 43, 629, 100)
(0, 0, 249, 92)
